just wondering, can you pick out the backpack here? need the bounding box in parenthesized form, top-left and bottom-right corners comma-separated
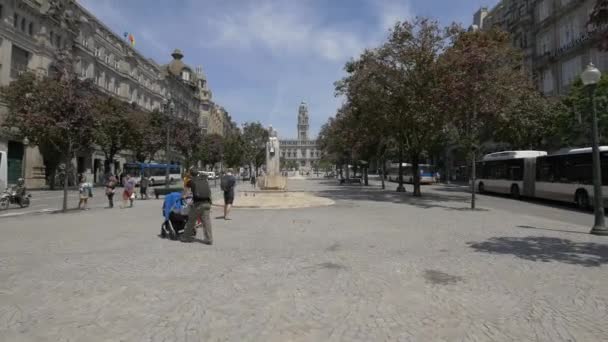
(191, 176, 211, 201)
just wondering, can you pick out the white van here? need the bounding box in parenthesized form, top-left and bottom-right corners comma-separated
(0, 151, 7, 190)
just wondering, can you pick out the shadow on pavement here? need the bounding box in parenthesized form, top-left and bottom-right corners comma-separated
(516, 225, 589, 236)
(468, 236, 608, 267)
(313, 184, 483, 211)
(434, 184, 606, 216)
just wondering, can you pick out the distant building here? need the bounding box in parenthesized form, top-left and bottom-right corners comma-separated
(475, 0, 603, 96)
(279, 102, 321, 170)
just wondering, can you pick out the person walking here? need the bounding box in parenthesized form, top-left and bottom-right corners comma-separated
(250, 172, 256, 189)
(121, 174, 135, 208)
(105, 175, 117, 208)
(140, 174, 150, 200)
(220, 168, 237, 220)
(181, 169, 213, 244)
(78, 174, 91, 210)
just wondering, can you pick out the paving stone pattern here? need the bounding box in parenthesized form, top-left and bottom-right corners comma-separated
(1, 180, 608, 341)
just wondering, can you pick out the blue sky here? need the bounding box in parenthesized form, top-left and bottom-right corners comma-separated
(79, 0, 499, 139)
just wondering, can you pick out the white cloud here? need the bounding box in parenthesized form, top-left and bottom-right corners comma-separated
(374, 0, 414, 31)
(205, 1, 367, 63)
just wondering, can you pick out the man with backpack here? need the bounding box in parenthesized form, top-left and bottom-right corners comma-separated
(181, 168, 213, 244)
(220, 168, 237, 220)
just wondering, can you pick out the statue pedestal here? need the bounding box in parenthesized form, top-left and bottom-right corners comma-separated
(258, 175, 287, 190)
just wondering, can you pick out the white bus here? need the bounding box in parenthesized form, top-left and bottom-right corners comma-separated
(123, 162, 181, 186)
(476, 147, 608, 209)
(535, 147, 608, 209)
(0, 151, 7, 190)
(387, 163, 436, 184)
(476, 150, 547, 198)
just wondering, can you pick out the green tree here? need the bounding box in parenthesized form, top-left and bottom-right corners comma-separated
(1, 51, 97, 211)
(241, 122, 269, 174)
(555, 75, 608, 147)
(198, 133, 224, 169)
(128, 109, 166, 163)
(173, 119, 204, 170)
(92, 96, 131, 175)
(223, 132, 244, 169)
(439, 26, 543, 207)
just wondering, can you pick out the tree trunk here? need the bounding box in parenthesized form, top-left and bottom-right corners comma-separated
(364, 166, 369, 186)
(470, 149, 476, 209)
(397, 144, 405, 192)
(62, 151, 71, 213)
(381, 157, 386, 190)
(49, 169, 56, 190)
(412, 154, 421, 197)
(104, 155, 112, 175)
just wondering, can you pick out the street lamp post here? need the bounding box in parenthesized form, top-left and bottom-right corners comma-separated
(164, 99, 175, 189)
(581, 63, 608, 235)
(22, 137, 29, 184)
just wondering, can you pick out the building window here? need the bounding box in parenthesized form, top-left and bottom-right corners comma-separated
(55, 36, 61, 48)
(542, 69, 554, 94)
(81, 64, 88, 79)
(94, 47, 99, 57)
(561, 55, 581, 86)
(181, 70, 190, 81)
(0, 5, 3, 19)
(13, 14, 18, 28)
(20, 18, 25, 31)
(538, 0, 550, 22)
(114, 83, 120, 94)
(28, 22, 33, 36)
(591, 49, 608, 72)
(559, 15, 580, 48)
(536, 31, 551, 56)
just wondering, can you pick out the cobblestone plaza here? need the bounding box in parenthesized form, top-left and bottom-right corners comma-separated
(1, 180, 608, 341)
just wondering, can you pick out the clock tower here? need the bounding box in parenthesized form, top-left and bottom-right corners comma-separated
(297, 101, 309, 141)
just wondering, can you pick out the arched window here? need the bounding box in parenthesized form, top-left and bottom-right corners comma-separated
(28, 22, 33, 36)
(20, 18, 25, 31)
(13, 14, 18, 28)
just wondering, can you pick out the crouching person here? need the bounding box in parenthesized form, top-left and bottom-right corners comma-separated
(181, 169, 213, 245)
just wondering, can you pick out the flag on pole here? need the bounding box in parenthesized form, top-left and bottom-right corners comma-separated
(128, 33, 135, 47)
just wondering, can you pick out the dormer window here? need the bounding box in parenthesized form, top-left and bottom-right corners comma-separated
(181, 70, 190, 81)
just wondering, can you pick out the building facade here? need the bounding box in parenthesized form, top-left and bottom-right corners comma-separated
(279, 102, 321, 170)
(476, 0, 604, 96)
(0, 0, 215, 187)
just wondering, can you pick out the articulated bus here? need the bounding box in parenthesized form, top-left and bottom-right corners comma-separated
(476, 147, 608, 208)
(123, 162, 181, 186)
(387, 163, 436, 184)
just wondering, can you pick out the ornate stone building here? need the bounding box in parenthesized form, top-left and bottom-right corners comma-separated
(0, 0, 214, 186)
(279, 101, 321, 170)
(475, 0, 603, 96)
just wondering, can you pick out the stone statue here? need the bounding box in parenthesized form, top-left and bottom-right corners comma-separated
(259, 125, 286, 190)
(266, 125, 280, 176)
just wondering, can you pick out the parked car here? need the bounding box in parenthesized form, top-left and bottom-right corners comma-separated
(198, 171, 216, 180)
